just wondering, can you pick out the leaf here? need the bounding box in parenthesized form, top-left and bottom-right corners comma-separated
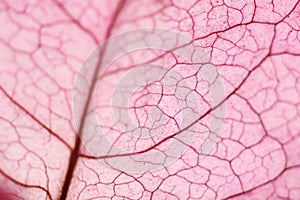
(0, 0, 300, 200)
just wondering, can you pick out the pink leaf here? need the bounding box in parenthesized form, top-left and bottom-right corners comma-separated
(1, 0, 300, 199)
